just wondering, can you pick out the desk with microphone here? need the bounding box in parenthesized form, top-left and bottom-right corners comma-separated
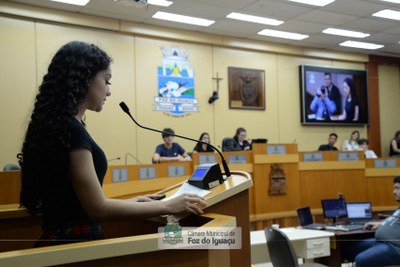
(119, 101, 231, 189)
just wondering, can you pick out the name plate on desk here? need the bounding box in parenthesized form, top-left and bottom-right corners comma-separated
(112, 168, 128, 183)
(168, 166, 185, 177)
(374, 159, 397, 168)
(338, 152, 359, 161)
(303, 152, 323, 162)
(139, 167, 156, 179)
(228, 154, 247, 164)
(199, 154, 217, 164)
(267, 145, 286, 155)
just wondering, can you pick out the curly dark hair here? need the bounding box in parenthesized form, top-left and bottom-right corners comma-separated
(18, 41, 112, 215)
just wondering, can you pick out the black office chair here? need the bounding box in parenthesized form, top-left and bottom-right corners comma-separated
(264, 227, 328, 267)
(221, 137, 241, 152)
(3, 164, 21, 171)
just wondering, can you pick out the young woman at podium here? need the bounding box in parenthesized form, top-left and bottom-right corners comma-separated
(18, 41, 206, 247)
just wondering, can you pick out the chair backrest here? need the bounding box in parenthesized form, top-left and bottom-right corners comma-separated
(3, 164, 21, 171)
(264, 227, 299, 267)
(221, 137, 241, 152)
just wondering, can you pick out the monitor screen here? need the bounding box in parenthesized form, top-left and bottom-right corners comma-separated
(321, 199, 347, 219)
(300, 65, 369, 125)
(190, 168, 207, 180)
(346, 202, 372, 220)
(297, 206, 313, 226)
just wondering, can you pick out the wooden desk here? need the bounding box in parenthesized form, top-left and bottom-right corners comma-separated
(251, 227, 334, 265)
(0, 213, 237, 267)
(299, 151, 366, 207)
(0, 172, 253, 267)
(365, 158, 400, 206)
(252, 144, 300, 228)
(104, 161, 193, 184)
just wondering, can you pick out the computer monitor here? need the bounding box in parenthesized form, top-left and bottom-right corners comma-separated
(250, 138, 268, 150)
(346, 202, 372, 220)
(321, 199, 347, 223)
(297, 206, 314, 226)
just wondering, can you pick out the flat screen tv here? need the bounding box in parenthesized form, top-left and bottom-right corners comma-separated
(300, 65, 369, 125)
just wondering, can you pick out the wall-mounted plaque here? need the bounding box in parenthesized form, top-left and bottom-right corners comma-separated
(168, 166, 185, 177)
(112, 168, 128, 183)
(199, 154, 217, 165)
(228, 154, 247, 164)
(303, 152, 323, 162)
(338, 152, 359, 161)
(139, 167, 156, 179)
(267, 145, 286, 155)
(374, 159, 397, 168)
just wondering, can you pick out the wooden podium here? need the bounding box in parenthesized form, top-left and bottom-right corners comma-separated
(0, 171, 252, 267)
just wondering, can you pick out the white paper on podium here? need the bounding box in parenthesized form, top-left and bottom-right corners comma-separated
(162, 182, 210, 201)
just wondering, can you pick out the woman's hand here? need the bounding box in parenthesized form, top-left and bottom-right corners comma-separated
(129, 194, 166, 202)
(164, 194, 207, 215)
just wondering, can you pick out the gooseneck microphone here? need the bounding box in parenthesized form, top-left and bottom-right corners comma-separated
(119, 101, 232, 178)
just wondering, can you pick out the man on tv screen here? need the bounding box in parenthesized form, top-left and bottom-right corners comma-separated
(324, 72, 342, 115)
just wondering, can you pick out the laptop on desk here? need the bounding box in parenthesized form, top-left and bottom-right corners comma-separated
(346, 202, 373, 225)
(296, 206, 326, 230)
(250, 138, 268, 149)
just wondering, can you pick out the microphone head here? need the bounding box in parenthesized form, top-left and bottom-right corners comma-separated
(119, 102, 130, 114)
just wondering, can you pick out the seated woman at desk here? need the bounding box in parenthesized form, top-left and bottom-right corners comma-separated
(193, 132, 214, 153)
(233, 127, 250, 151)
(389, 130, 400, 157)
(19, 41, 206, 247)
(342, 130, 361, 151)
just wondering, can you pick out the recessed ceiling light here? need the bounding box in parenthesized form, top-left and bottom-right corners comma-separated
(148, 0, 173, 7)
(373, 9, 400, 21)
(226, 12, 284, 26)
(288, 0, 335, 7)
(340, 40, 384, 50)
(322, 28, 370, 38)
(381, 0, 400, 4)
(258, 29, 309, 40)
(50, 0, 90, 5)
(152, 11, 215, 27)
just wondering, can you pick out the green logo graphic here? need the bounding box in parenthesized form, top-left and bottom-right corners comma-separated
(163, 223, 183, 245)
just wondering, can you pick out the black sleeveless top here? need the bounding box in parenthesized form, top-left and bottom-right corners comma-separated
(390, 139, 400, 157)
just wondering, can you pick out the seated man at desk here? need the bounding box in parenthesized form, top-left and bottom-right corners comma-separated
(347, 176, 400, 267)
(318, 133, 338, 151)
(153, 128, 192, 163)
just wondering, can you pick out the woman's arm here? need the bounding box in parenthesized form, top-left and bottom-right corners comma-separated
(337, 110, 346, 121)
(70, 149, 205, 221)
(342, 140, 349, 151)
(353, 105, 359, 121)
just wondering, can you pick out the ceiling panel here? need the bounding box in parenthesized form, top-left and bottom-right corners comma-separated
(323, 0, 387, 17)
(294, 9, 359, 26)
(6, 0, 400, 57)
(242, 0, 311, 20)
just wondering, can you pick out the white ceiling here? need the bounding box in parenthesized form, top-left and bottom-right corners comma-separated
(7, 0, 400, 57)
